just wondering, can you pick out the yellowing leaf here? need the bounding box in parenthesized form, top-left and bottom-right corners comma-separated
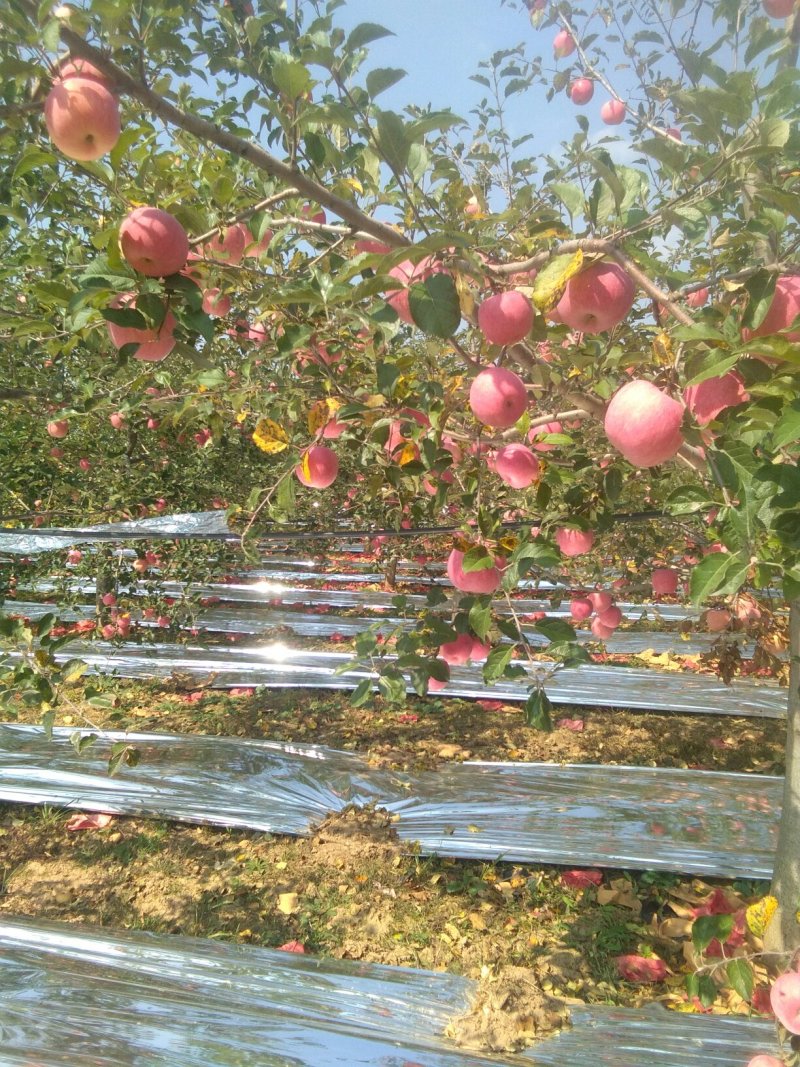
(652, 331, 674, 365)
(277, 892, 300, 915)
(498, 533, 519, 553)
(532, 250, 584, 312)
(252, 418, 289, 454)
(396, 442, 418, 466)
(308, 397, 341, 435)
(235, 409, 250, 424)
(746, 896, 777, 937)
(302, 451, 312, 481)
(454, 272, 476, 320)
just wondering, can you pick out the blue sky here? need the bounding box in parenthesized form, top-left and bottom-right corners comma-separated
(322, 0, 640, 166)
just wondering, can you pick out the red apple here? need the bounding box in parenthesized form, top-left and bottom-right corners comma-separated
(684, 371, 748, 426)
(705, 608, 732, 632)
(494, 443, 540, 488)
(686, 287, 709, 308)
(742, 275, 800, 349)
(570, 597, 593, 621)
(355, 238, 391, 254)
(469, 366, 527, 428)
(745, 1057, 784, 1067)
(590, 616, 615, 639)
(555, 261, 635, 334)
(44, 75, 120, 160)
(204, 224, 248, 265)
(47, 419, 69, 439)
(588, 590, 613, 613)
(439, 633, 474, 665)
(119, 207, 189, 277)
(101, 592, 117, 607)
(109, 412, 126, 429)
(598, 605, 623, 629)
(106, 293, 177, 362)
(651, 568, 679, 597)
(478, 290, 534, 346)
(295, 445, 339, 488)
(385, 257, 447, 324)
(555, 528, 595, 557)
(245, 226, 274, 257)
(301, 203, 326, 225)
(447, 548, 503, 594)
(771, 971, 800, 1034)
(66, 549, 82, 564)
(600, 99, 626, 125)
(528, 421, 563, 451)
(763, 0, 794, 16)
(55, 58, 110, 84)
(78, 458, 91, 471)
(604, 380, 684, 467)
(554, 30, 576, 57)
(49, 447, 64, 459)
(666, 126, 682, 141)
(202, 288, 232, 317)
(569, 78, 594, 105)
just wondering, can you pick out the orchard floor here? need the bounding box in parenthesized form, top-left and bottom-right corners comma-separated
(0, 679, 784, 1042)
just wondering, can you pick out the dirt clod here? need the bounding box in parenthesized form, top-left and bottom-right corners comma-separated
(446, 966, 570, 1052)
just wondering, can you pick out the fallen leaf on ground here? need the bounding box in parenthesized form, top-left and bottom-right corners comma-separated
(616, 954, 668, 983)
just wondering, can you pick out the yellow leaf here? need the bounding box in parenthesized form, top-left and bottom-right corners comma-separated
(746, 896, 778, 937)
(277, 892, 300, 915)
(652, 331, 674, 365)
(308, 397, 341, 435)
(498, 533, 519, 553)
(454, 272, 476, 320)
(235, 409, 249, 424)
(532, 250, 584, 312)
(396, 442, 418, 466)
(252, 418, 289, 454)
(302, 451, 312, 481)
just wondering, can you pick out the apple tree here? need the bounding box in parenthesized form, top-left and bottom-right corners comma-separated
(0, 0, 799, 1033)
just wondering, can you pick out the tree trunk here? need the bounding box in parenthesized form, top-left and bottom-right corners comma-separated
(765, 598, 800, 957)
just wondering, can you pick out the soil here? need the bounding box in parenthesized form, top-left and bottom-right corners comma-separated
(0, 677, 783, 1050)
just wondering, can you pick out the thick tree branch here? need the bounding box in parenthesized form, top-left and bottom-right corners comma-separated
(38, 13, 410, 250)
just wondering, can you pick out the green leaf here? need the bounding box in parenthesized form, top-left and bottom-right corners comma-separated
(409, 273, 461, 338)
(367, 68, 407, 99)
(375, 110, 410, 173)
(270, 53, 312, 99)
(726, 958, 754, 1003)
(692, 913, 734, 954)
(534, 618, 577, 643)
(461, 545, 494, 572)
(742, 270, 778, 332)
(13, 146, 58, 181)
(102, 306, 147, 329)
(666, 485, 713, 515)
(524, 688, 553, 731)
(604, 467, 623, 502)
(772, 400, 800, 449)
(469, 601, 492, 641)
(350, 678, 373, 707)
(689, 552, 736, 603)
(347, 22, 395, 50)
(483, 644, 516, 683)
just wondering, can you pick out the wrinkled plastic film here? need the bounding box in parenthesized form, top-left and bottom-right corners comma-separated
(4, 599, 753, 657)
(0, 918, 776, 1067)
(33, 641, 784, 718)
(0, 726, 779, 877)
(0, 511, 231, 554)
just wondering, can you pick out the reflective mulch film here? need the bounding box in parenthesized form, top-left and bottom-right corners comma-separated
(40, 641, 785, 718)
(0, 918, 777, 1067)
(0, 511, 231, 554)
(0, 725, 779, 877)
(5, 599, 749, 656)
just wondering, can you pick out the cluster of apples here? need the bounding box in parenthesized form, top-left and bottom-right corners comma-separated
(570, 589, 624, 640)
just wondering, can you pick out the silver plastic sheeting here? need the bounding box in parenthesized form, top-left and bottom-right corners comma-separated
(4, 599, 754, 657)
(40, 640, 785, 718)
(0, 919, 777, 1067)
(0, 725, 780, 877)
(0, 511, 231, 554)
(18, 574, 705, 621)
